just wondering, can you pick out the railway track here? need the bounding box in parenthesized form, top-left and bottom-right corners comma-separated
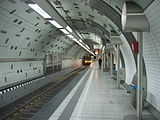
(1, 66, 86, 120)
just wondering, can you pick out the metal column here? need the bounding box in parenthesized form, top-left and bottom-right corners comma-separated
(137, 32, 143, 120)
(105, 55, 107, 68)
(110, 50, 113, 77)
(103, 53, 106, 68)
(121, 1, 150, 120)
(117, 45, 120, 89)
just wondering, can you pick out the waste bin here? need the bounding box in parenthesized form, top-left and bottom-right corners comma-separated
(130, 85, 144, 109)
(112, 70, 117, 80)
(131, 85, 137, 109)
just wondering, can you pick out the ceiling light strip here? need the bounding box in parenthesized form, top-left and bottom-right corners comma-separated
(28, 4, 51, 18)
(66, 26, 73, 33)
(76, 41, 94, 55)
(49, 20, 63, 28)
(67, 34, 74, 39)
(60, 29, 69, 34)
(28, 2, 94, 55)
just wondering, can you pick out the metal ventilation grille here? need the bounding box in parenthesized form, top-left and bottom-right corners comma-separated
(97, 11, 103, 16)
(54, 0, 62, 5)
(64, 10, 70, 14)
(10, 9, 16, 14)
(77, 12, 82, 16)
(74, 2, 80, 9)
(25, 8, 34, 14)
(8, 0, 16, 4)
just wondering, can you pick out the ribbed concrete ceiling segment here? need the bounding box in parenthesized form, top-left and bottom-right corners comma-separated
(67, 20, 110, 48)
(49, 0, 138, 48)
(89, 0, 136, 45)
(49, 0, 120, 47)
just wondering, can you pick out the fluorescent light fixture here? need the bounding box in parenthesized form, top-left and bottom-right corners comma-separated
(60, 29, 69, 34)
(76, 41, 80, 44)
(48, 20, 62, 28)
(73, 38, 78, 42)
(78, 43, 94, 55)
(79, 39, 83, 42)
(86, 45, 90, 49)
(67, 34, 74, 39)
(28, 4, 51, 18)
(66, 26, 73, 33)
(3, 90, 6, 93)
(78, 42, 82, 46)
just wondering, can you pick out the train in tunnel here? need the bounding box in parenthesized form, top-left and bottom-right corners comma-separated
(82, 55, 93, 65)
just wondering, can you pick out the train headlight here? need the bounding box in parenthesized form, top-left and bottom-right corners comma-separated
(85, 60, 87, 63)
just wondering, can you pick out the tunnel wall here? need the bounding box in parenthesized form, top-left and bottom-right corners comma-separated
(0, 65, 82, 107)
(143, 0, 160, 111)
(0, 1, 85, 89)
(1, 0, 159, 114)
(62, 59, 82, 69)
(0, 61, 43, 88)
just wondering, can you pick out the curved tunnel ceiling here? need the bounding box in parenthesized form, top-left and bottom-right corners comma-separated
(49, 0, 120, 47)
(0, 0, 88, 59)
(0, 0, 154, 58)
(1, 0, 160, 115)
(49, 0, 154, 49)
(68, 20, 111, 49)
(87, 0, 153, 44)
(48, 0, 136, 65)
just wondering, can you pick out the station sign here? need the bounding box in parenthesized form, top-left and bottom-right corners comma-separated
(93, 49, 99, 55)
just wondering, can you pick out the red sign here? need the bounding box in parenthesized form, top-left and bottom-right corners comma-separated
(94, 49, 99, 55)
(132, 41, 138, 53)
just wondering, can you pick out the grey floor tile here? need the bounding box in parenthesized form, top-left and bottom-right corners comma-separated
(70, 63, 136, 120)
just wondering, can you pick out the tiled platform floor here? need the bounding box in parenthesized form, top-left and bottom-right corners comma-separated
(49, 63, 136, 120)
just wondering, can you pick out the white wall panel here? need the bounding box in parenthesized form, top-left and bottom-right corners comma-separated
(0, 0, 85, 88)
(144, 0, 160, 111)
(0, 61, 44, 88)
(120, 34, 136, 84)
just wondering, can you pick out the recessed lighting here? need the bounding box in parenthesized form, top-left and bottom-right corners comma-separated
(60, 29, 69, 34)
(49, 20, 63, 28)
(66, 26, 73, 33)
(86, 45, 90, 49)
(28, 4, 51, 18)
(67, 35, 74, 39)
(73, 38, 78, 42)
(79, 39, 83, 42)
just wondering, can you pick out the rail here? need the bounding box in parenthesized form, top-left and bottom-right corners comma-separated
(2, 66, 86, 120)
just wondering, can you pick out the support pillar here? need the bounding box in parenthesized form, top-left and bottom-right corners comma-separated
(124, 32, 152, 120)
(117, 45, 120, 89)
(110, 50, 113, 77)
(122, 1, 150, 120)
(103, 53, 106, 68)
(137, 32, 143, 120)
